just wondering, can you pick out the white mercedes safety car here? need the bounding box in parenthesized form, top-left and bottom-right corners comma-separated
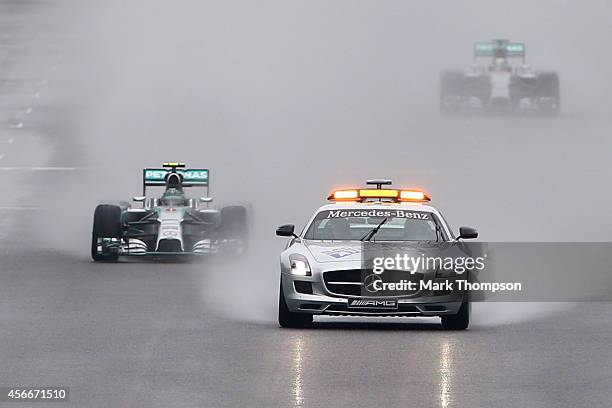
(276, 180, 479, 329)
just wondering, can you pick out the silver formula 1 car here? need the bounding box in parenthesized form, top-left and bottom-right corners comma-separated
(91, 163, 249, 261)
(275, 180, 480, 330)
(440, 39, 560, 116)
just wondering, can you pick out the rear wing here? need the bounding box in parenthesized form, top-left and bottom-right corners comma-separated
(142, 168, 209, 195)
(474, 41, 525, 60)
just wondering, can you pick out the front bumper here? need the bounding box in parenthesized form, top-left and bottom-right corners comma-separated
(98, 237, 244, 257)
(122, 251, 207, 257)
(281, 273, 465, 317)
(98, 238, 212, 257)
(442, 95, 558, 114)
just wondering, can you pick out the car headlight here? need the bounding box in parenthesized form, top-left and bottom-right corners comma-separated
(289, 254, 311, 276)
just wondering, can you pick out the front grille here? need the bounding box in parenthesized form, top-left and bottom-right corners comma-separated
(323, 269, 423, 297)
(157, 239, 182, 252)
(324, 270, 361, 296)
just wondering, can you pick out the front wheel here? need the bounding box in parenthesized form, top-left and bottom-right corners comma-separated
(278, 281, 313, 328)
(91, 204, 122, 262)
(535, 72, 560, 116)
(441, 301, 469, 330)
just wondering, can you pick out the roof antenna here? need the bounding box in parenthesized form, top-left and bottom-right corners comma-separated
(366, 179, 392, 190)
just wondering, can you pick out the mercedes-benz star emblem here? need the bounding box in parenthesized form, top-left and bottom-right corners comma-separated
(363, 273, 382, 293)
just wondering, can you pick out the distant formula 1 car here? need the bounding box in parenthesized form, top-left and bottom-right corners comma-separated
(440, 39, 560, 115)
(91, 163, 249, 261)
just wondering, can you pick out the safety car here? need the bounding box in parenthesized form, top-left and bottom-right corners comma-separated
(276, 180, 479, 329)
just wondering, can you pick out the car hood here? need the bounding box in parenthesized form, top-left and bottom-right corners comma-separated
(304, 241, 363, 263)
(304, 240, 463, 265)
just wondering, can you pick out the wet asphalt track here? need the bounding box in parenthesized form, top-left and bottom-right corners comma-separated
(1, 1, 612, 407)
(1, 246, 612, 407)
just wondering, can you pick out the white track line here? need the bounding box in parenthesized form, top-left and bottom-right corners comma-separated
(0, 206, 40, 211)
(0, 167, 79, 171)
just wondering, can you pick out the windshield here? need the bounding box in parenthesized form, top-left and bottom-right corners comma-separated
(303, 209, 445, 241)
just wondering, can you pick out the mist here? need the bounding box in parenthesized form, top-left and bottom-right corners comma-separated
(26, 0, 612, 323)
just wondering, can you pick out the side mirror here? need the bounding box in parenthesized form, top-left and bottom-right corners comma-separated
(458, 226, 478, 240)
(276, 224, 297, 238)
(132, 196, 146, 202)
(200, 197, 213, 203)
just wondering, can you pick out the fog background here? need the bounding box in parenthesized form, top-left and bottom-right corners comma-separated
(68, 0, 612, 237)
(12, 0, 612, 322)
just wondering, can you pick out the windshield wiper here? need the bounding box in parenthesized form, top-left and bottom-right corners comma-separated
(360, 218, 388, 242)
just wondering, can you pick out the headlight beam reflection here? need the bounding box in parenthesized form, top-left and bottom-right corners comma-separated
(291, 335, 305, 407)
(439, 341, 454, 408)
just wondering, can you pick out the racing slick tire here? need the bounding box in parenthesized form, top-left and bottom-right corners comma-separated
(278, 281, 313, 328)
(91, 204, 122, 262)
(534, 71, 560, 116)
(441, 301, 469, 330)
(509, 75, 537, 109)
(219, 205, 249, 255)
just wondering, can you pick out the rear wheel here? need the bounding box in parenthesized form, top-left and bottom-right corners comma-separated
(278, 281, 313, 328)
(219, 205, 249, 255)
(441, 301, 469, 330)
(91, 204, 122, 261)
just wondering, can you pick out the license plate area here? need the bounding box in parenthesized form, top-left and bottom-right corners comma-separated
(347, 298, 398, 309)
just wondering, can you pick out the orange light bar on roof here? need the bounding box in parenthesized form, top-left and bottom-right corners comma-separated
(327, 188, 431, 202)
(359, 189, 398, 198)
(399, 190, 431, 202)
(329, 189, 359, 201)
